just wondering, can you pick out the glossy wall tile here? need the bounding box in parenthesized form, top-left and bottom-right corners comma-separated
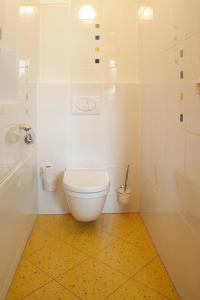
(138, 0, 200, 299)
(38, 0, 140, 214)
(0, 0, 39, 298)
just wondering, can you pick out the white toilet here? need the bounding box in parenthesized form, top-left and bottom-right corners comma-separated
(63, 169, 110, 222)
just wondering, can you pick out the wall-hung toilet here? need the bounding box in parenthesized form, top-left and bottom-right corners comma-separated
(63, 169, 110, 222)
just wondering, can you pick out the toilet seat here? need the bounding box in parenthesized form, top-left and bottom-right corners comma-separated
(63, 169, 110, 193)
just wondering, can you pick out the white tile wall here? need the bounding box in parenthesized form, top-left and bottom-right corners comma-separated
(0, 0, 39, 297)
(38, 83, 140, 213)
(139, 0, 200, 299)
(38, 0, 140, 214)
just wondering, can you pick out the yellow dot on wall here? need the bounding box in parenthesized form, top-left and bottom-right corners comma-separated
(180, 49, 184, 58)
(95, 24, 100, 29)
(180, 92, 184, 101)
(95, 47, 100, 52)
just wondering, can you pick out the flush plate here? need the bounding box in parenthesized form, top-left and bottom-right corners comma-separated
(71, 96, 101, 115)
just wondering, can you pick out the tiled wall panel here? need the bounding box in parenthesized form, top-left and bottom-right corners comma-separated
(139, 0, 200, 299)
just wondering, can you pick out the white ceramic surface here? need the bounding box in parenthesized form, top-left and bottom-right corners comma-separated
(63, 169, 110, 222)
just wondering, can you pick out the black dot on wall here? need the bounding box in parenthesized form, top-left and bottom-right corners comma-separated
(95, 35, 100, 40)
(95, 59, 100, 64)
(180, 71, 184, 79)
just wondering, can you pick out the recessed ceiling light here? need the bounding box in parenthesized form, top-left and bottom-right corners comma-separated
(79, 5, 96, 21)
(138, 6, 154, 21)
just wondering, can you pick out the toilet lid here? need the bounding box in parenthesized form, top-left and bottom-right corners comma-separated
(63, 169, 110, 193)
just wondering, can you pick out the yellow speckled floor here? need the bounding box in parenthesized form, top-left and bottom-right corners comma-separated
(6, 214, 180, 300)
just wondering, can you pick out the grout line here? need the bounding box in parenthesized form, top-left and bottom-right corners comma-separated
(20, 278, 82, 300)
(51, 279, 82, 299)
(22, 255, 90, 299)
(138, 214, 161, 256)
(25, 252, 91, 280)
(12, 214, 178, 300)
(133, 278, 177, 300)
(88, 256, 130, 277)
(138, 216, 181, 298)
(143, 255, 181, 300)
(130, 256, 157, 279)
(20, 280, 54, 300)
(104, 256, 157, 300)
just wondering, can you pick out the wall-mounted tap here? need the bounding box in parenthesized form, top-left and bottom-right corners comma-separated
(19, 123, 33, 144)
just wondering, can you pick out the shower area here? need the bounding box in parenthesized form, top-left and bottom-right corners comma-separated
(0, 0, 200, 299)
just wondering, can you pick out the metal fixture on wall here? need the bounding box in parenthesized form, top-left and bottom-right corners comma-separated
(19, 123, 33, 144)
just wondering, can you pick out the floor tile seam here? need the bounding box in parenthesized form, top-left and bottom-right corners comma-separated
(46, 229, 123, 256)
(79, 233, 125, 256)
(91, 221, 142, 234)
(57, 235, 120, 257)
(137, 215, 161, 254)
(103, 256, 159, 300)
(119, 239, 157, 253)
(88, 255, 137, 278)
(61, 236, 122, 260)
(75, 239, 120, 257)
(31, 226, 64, 240)
(25, 253, 91, 280)
(22, 256, 57, 280)
(154, 253, 181, 299)
(118, 236, 157, 250)
(36, 218, 140, 239)
(53, 277, 84, 299)
(25, 228, 157, 264)
(35, 218, 53, 226)
(23, 244, 54, 258)
(31, 227, 59, 237)
(130, 255, 158, 279)
(37, 225, 136, 249)
(19, 280, 55, 300)
(37, 224, 111, 243)
(92, 231, 157, 253)
(25, 237, 92, 259)
(103, 275, 137, 300)
(52, 278, 82, 299)
(54, 255, 129, 284)
(54, 268, 128, 300)
(26, 228, 96, 259)
(120, 225, 153, 240)
(129, 252, 178, 300)
(45, 256, 92, 279)
(133, 278, 177, 300)
(25, 229, 105, 257)
(96, 228, 125, 238)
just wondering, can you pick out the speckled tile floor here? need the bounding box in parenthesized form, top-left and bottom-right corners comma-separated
(6, 214, 180, 300)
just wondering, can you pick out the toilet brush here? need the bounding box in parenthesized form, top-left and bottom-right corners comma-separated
(117, 165, 131, 205)
(124, 165, 130, 192)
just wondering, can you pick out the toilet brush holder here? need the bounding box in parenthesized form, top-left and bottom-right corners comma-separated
(117, 186, 131, 205)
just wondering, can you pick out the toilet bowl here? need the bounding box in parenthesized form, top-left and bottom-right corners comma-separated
(63, 169, 110, 222)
